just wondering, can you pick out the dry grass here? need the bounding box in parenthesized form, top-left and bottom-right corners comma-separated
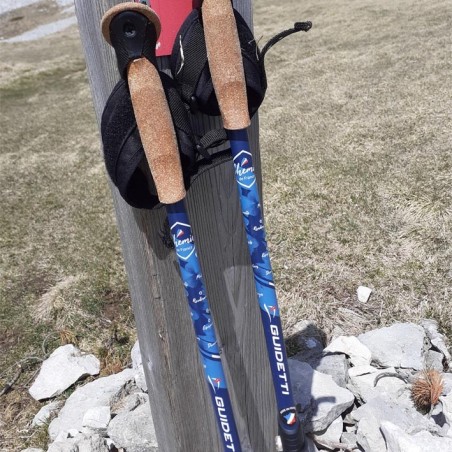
(0, 6, 135, 450)
(255, 0, 452, 340)
(0, 0, 451, 449)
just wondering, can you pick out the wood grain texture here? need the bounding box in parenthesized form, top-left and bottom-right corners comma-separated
(75, 1, 276, 450)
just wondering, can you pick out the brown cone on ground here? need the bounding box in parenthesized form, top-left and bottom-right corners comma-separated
(411, 369, 444, 412)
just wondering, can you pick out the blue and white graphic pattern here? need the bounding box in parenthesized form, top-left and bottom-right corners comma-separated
(167, 202, 241, 451)
(229, 129, 299, 431)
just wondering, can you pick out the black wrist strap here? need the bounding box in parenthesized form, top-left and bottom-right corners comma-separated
(260, 21, 312, 62)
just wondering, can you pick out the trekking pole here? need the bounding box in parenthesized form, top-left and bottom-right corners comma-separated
(201, 0, 305, 450)
(101, 4, 241, 451)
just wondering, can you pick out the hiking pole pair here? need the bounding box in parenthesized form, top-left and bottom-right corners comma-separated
(101, 4, 241, 451)
(102, 1, 304, 451)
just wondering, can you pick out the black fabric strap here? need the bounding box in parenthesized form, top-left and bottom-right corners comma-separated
(260, 21, 312, 62)
(199, 128, 227, 152)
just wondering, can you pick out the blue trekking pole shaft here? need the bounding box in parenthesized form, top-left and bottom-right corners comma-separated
(166, 201, 241, 451)
(101, 4, 241, 450)
(202, 0, 304, 449)
(229, 130, 302, 450)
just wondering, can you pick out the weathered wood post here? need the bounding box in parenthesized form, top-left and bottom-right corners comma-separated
(75, 1, 276, 450)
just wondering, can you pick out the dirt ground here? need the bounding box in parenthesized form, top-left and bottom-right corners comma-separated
(1, 0, 451, 450)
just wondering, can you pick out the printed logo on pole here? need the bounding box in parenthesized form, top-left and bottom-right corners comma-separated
(283, 411, 297, 425)
(170, 222, 195, 261)
(208, 375, 222, 393)
(233, 150, 256, 189)
(264, 304, 277, 322)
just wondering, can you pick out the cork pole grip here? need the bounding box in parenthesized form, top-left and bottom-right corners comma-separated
(128, 58, 186, 204)
(202, 0, 251, 130)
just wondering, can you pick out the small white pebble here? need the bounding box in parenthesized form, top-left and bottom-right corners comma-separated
(357, 286, 372, 303)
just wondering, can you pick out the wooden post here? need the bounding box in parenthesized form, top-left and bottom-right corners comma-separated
(75, 1, 276, 450)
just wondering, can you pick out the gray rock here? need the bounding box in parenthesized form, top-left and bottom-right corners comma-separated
(348, 365, 377, 378)
(288, 359, 355, 433)
(112, 391, 148, 415)
(107, 401, 158, 451)
(381, 421, 420, 452)
(20, 449, 45, 452)
(353, 393, 439, 451)
(353, 392, 439, 433)
(135, 371, 147, 393)
(29, 345, 100, 401)
(125, 448, 159, 452)
(381, 420, 452, 452)
(289, 317, 326, 398)
(32, 401, 62, 427)
(411, 430, 452, 449)
(314, 354, 349, 388)
(131, 340, 142, 369)
(315, 354, 349, 388)
(425, 349, 445, 371)
(82, 405, 111, 430)
(348, 366, 407, 403)
(315, 415, 343, 444)
(56, 429, 81, 441)
(443, 373, 452, 396)
(324, 336, 372, 367)
(341, 431, 357, 447)
(134, 366, 148, 393)
(442, 392, 452, 428)
(48, 433, 109, 452)
(356, 412, 384, 452)
(295, 352, 349, 388)
(48, 368, 135, 440)
(47, 440, 79, 452)
(131, 341, 148, 392)
(430, 400, 450, 436)
(343, 406, 358, 428)
(420, 319, 451, 363)
(358, 323, 427, 370)
(75, 434, 111, 452)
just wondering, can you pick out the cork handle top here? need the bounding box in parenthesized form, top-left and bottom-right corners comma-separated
(202, 0, 251, 130)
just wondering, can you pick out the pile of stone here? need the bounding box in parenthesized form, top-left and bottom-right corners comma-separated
(290, 319, 451, 451)
(22, 320, 451, 452)
(24, 342, 155, 452)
